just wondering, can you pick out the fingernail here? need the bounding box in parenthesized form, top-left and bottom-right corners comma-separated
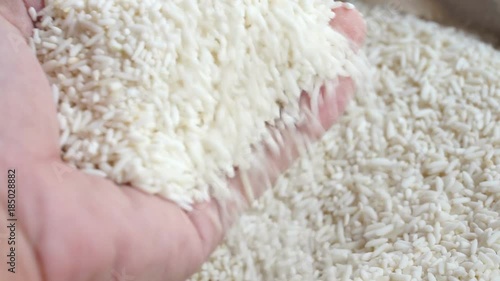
(344, 3, 356, 10)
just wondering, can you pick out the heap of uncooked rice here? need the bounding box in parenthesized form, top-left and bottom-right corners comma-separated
(191, 2, 500, 280)
(31, 0, 368, 208)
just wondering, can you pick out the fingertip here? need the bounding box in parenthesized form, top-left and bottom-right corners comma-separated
(330, 4, 367, 50)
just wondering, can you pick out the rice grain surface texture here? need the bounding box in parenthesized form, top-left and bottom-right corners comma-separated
(191, 2, 500, 280)
(32, 0, 367, 208)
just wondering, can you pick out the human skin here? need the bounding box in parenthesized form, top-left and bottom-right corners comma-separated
(0, 1, 366, 281)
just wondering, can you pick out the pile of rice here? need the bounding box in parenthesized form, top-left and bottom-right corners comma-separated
(31, 0, 369, 209)
(191, 2, 500, 280)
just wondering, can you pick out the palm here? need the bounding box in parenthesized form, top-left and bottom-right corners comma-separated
(0, 2, 365, 281)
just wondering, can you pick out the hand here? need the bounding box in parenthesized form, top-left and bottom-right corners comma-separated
(0, 2, 365, 281)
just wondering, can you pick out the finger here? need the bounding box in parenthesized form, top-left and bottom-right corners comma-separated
(228, 4, 366, 210)
(187, 5, 366, 258)
(233, 77, 355, 204)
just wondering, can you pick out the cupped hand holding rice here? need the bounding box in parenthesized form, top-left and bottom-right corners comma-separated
(0, 1, 367, 280)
